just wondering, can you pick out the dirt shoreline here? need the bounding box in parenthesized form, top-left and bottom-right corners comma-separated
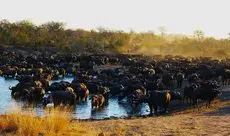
(77, 99, 230, 136)
(77, 86, 230, 135)
(0, 87, 230, 136)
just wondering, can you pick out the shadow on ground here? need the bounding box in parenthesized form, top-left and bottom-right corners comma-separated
(204, 105, 230, 116)
(204, 86, 230, 116)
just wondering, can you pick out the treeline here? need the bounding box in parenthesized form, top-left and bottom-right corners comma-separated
(0, 19, 229, 58)
(0, 20, 130, 52)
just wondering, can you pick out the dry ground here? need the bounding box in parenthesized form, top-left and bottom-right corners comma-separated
(80, 86, 230, 136)
(80, 100, 230, 136)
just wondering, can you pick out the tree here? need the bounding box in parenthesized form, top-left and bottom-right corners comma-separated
(0, 19, 12, 44)
(158, 26, 167, 38)
(40, 21, 65, 31)
(39, 22, 66, 47)
(193, 29, 204, 41)
(15, 20, 36, 46)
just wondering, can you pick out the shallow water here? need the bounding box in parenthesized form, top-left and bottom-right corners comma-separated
(0, 77, 149, 119)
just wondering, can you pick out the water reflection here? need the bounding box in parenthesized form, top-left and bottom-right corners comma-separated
(0, 77, 150, 119)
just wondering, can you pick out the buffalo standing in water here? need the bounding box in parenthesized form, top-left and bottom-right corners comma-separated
(43, 91, 77, 107)
(138, 90, 171, 115)
(71, 83, 89, 102)
(91, 94, 105, 109)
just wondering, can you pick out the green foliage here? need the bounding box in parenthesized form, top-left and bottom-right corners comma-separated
(193, 29, 205, 41)
(0, 20, 229, 58)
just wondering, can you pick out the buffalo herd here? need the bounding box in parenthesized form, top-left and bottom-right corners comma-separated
(0, 49, 229, 115)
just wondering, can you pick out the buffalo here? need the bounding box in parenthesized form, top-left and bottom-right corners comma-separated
(91, 94, 105, 109)
(43, 91, 77, 107)
(139, 90, 171, 115)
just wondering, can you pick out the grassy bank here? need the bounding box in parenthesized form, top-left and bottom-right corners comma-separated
(0, 109, 99, 136)
(0, 100, 230, 136)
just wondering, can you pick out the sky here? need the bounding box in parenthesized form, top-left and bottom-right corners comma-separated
(0, 0, 230, 38)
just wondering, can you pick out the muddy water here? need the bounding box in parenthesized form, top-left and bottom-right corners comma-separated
(0, 77, 149, 119)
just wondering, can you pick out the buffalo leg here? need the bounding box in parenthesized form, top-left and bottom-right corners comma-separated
(154, 105, 158, 115)
(163, 104, 169, 113)
(148, 103, 153, 116)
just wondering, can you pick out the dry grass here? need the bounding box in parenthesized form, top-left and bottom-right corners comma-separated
(0, 108, 99, 136)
